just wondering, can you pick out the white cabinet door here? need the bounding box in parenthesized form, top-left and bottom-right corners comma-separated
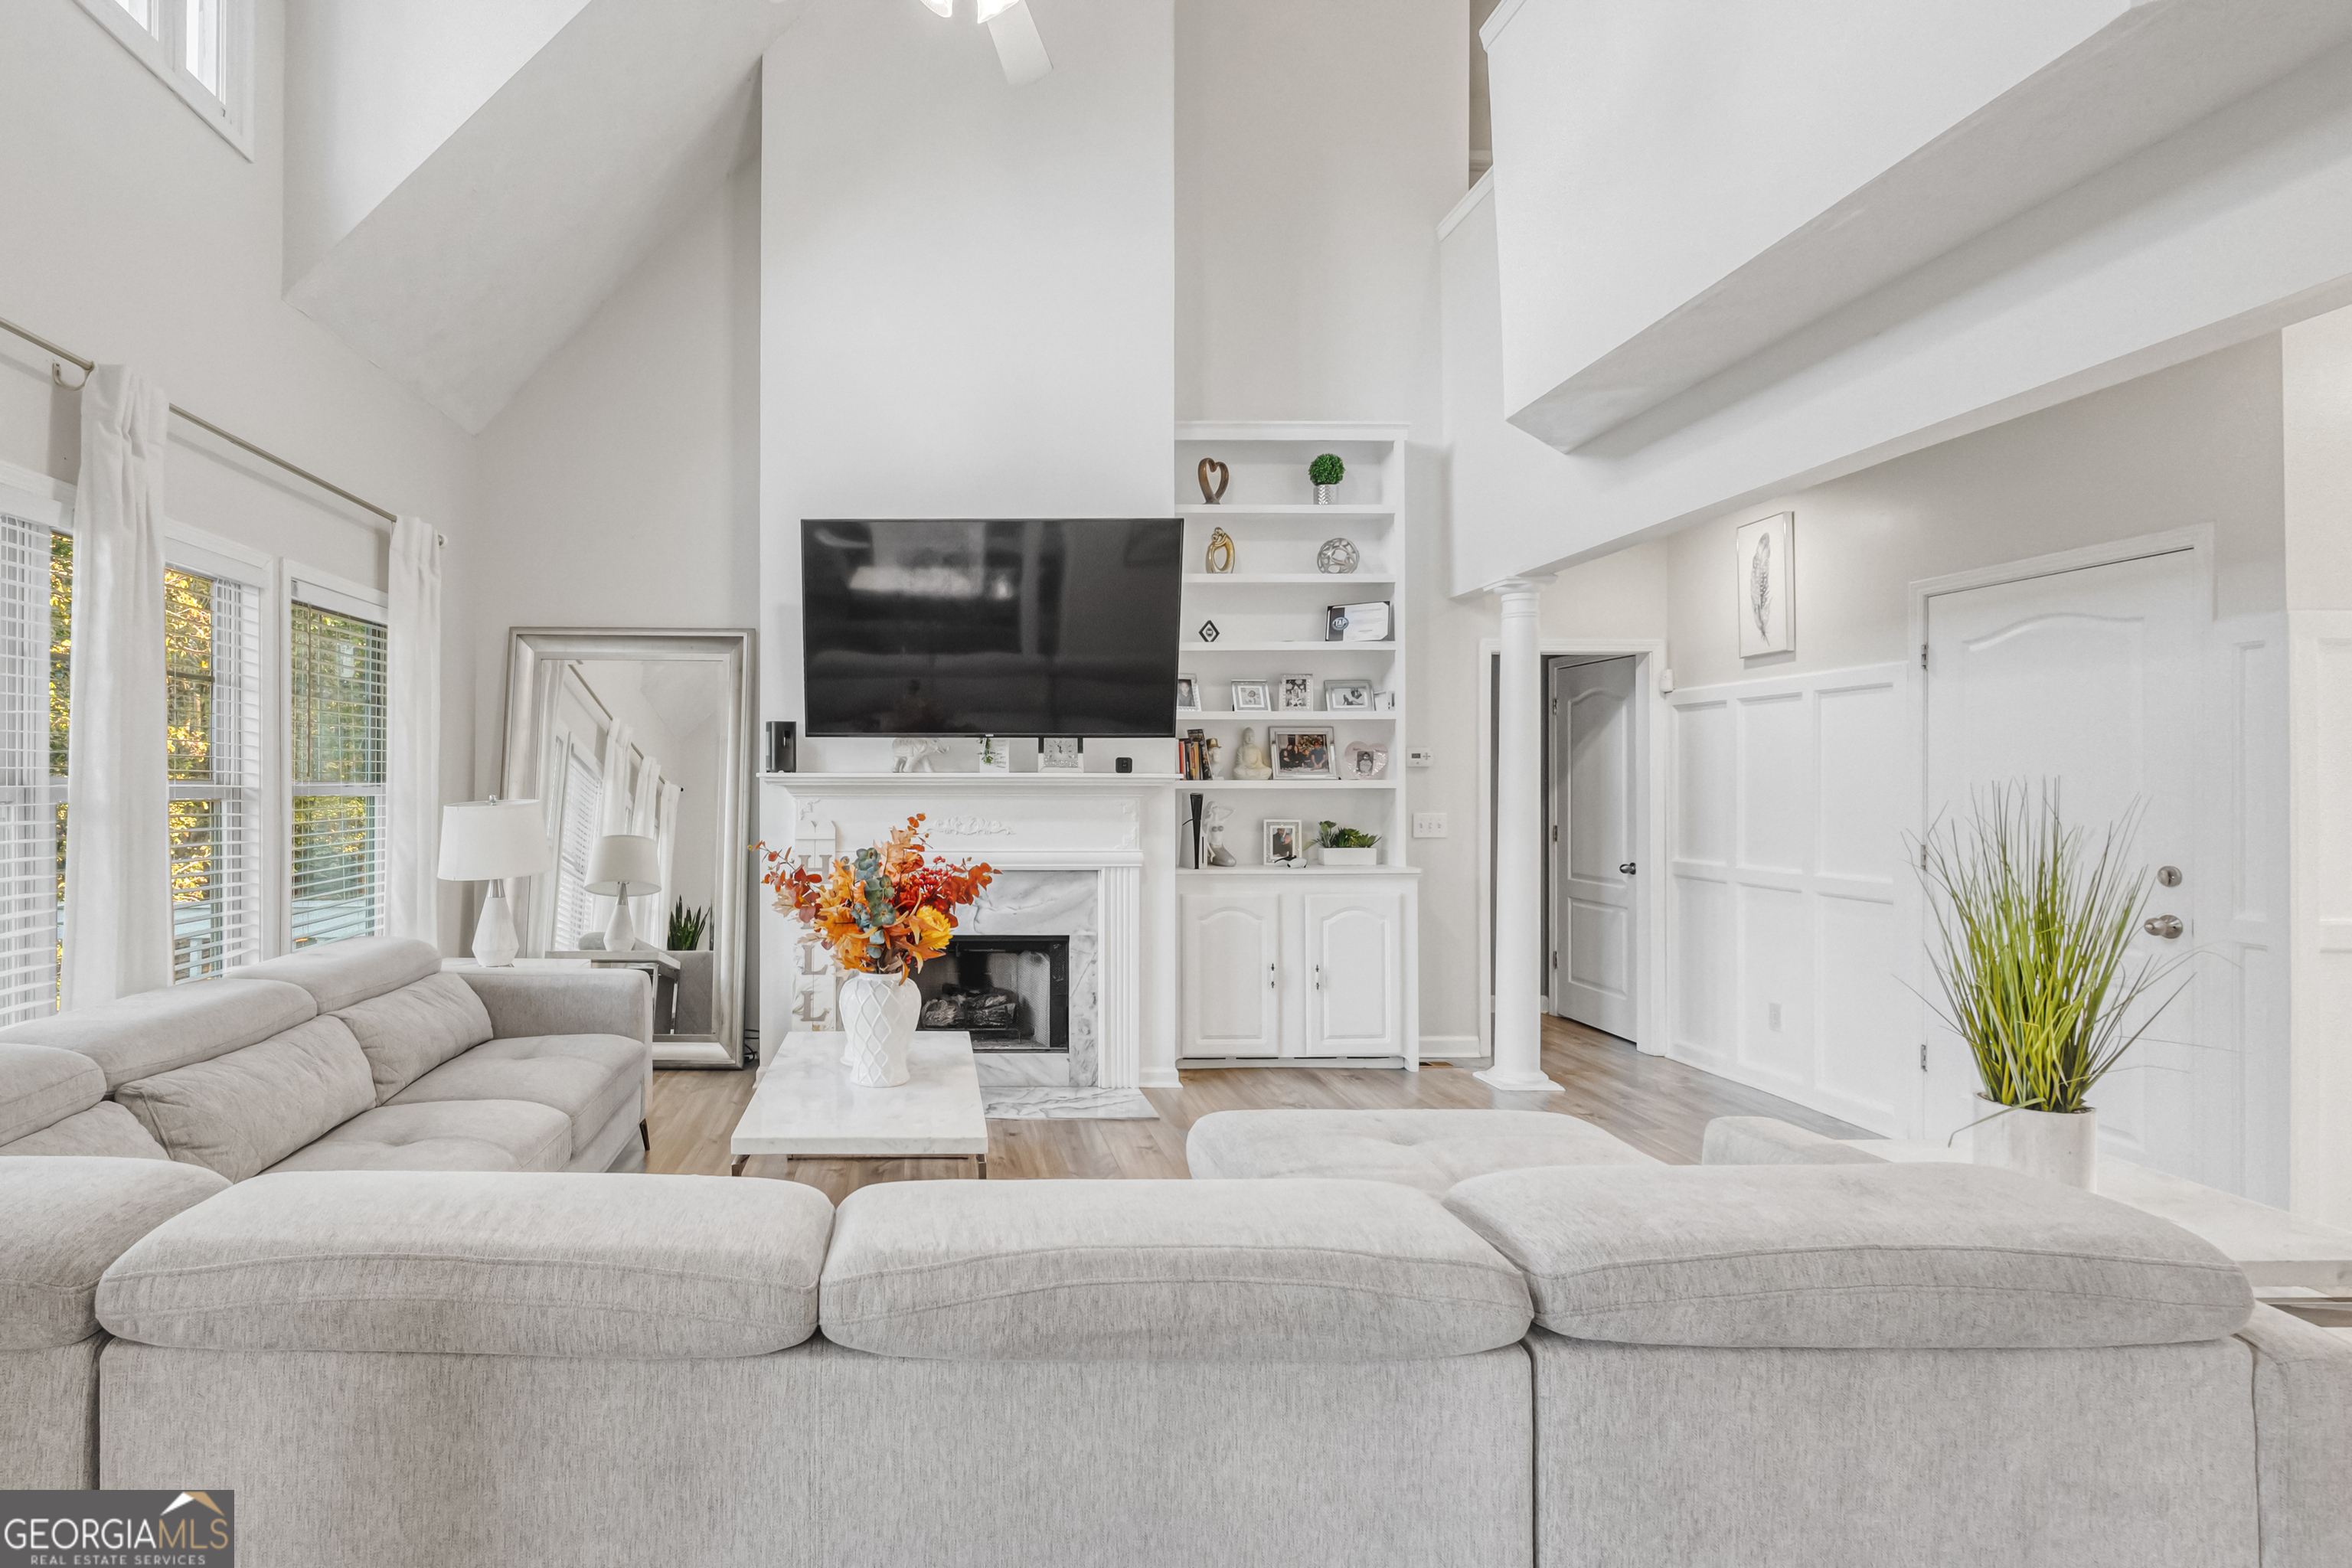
(1301, 890, 1403, 1056)
(1181, 892, 1282, 1057)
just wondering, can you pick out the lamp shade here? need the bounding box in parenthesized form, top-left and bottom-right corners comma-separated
(437, 801, 554, 881)
(585, 833, 662, 897)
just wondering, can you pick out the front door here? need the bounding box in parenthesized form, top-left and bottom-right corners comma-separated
(1922, 549, 2219, 1182)
(1550, 657, 1638, 1040)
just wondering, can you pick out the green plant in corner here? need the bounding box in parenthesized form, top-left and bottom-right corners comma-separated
(1915, 782, 2188, 1118)
(1308, 453, 1346, 487)
(667, 898, 710, 953)
(1315, 821, 1380, 849)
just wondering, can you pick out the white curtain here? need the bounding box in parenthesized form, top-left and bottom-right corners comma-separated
(386, 517, 441, 944)
(62, 366, 171, 1008)
(586, 721, 632, 942)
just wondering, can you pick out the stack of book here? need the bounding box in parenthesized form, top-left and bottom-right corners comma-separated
(1178, 730, 1220, 781)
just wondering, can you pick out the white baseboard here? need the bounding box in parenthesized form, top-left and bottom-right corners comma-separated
(1418, 1034, 1483, 1061)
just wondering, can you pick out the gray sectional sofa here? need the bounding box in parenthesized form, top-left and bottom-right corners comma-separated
(4, 1146, 2347, 1565)
(0, 936, 651, 1178)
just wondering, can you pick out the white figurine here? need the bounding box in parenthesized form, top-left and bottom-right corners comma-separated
(1204, 799, 1237, 867)
(891, 737, 946, 774)
(1233, 727, 1273, 781)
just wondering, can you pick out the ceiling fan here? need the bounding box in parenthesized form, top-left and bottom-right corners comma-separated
(920, 0, 1051, 87)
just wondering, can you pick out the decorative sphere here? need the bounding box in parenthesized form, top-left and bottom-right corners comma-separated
(1316, 537, 1360, 575)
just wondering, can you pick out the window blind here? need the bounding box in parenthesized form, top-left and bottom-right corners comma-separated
(167, 564, 263, 982)
(290, 600, 386, 950)
(550, 742, 603, 952)
(0, 514, 59, 1024)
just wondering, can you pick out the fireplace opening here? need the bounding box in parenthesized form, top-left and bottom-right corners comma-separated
(916, 936, 1069, 1052)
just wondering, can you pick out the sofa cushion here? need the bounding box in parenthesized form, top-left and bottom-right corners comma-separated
(223, 935, 443, 1014)
(113, 1018, 377, 1183)
(333, 972, 496, 1102)
(1, 1102, 170, 1161)
(99, 1171, 833, 1357)
(1185, 1108, 1659, 1193)
(0, 1157, 228, 1349)
(453, 968, 652, 1047)
(822, 1178, 1534, 1362)
(1700, 1116, 1884, 1167)
(266, 1100, 573, 1174)
(387, 1034, 643, 1158)
(0, 978, 316, 1090)
(0, 1043, 107, 1146)
(1442, 1163, 2256, 1350)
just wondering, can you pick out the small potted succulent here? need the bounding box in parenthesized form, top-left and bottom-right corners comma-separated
(1310, 821, 1380, 867)
(1308, 452, 1345, 505)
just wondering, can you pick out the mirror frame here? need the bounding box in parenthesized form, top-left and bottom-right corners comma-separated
(498, 628, 755, 1069)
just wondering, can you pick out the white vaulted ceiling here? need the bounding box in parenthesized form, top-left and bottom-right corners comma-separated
(284, 0, 811, 434)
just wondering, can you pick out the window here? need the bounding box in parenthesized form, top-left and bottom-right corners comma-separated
(73, 0, 252, 158)
(0, 514, 66, 1024)
(165, 563, 263, 981)
(289, 601, 386, 950)
(547, 737, 603, 952)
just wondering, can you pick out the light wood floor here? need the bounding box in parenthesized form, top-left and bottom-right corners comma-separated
(648, 1018, 1867, 1204)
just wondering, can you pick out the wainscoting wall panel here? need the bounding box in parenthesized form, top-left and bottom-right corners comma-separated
(1669, 663, 1913, 1135)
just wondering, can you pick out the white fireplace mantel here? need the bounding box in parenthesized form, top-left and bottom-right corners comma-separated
(758, 772, 1181, 1089)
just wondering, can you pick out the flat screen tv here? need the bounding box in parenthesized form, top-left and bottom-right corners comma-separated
(801, 518, 1184, 737)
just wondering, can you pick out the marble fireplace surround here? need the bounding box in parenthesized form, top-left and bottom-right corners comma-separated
(762, 774, 1160, 1090)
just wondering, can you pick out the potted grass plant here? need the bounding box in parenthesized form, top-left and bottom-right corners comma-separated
(1916, 784, 2189, 1190)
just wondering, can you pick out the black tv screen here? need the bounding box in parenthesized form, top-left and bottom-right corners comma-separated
(801, 518, 1184, 737)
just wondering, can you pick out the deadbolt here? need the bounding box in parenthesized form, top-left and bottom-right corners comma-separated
(2157, 866, 2182, 887)
(2144, 914, 2184, 940)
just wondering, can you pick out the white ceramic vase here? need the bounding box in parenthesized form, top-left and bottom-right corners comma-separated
(839, 971, 918, 1088)
(1971, 1094, 2098, 1190)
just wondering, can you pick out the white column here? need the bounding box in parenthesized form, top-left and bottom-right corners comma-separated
(1478, 575, 1564, 1093)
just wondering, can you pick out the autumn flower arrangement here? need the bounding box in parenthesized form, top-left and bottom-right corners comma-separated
(757, 815, 993, 979)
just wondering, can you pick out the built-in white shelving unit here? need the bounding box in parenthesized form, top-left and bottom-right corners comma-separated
(1170, 422, 1419, 1070)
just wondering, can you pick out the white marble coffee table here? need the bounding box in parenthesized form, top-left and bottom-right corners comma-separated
(730, 1029, 989, 1178)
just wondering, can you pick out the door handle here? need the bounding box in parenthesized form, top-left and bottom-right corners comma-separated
(1618, 862, 1637, 876)
(2143, 914, 2184, 940)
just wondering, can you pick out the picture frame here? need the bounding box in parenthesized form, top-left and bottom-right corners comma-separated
(1175, 675, 1200, 712)
(1735, 511, 1795, 657)
(1263, 818, 1302, 866)
(1278, 674, 1315, 711)
(1322, 678, 1374, 712)
(1039, 736, 1083, 773)
(1272, 727, 1334, 779)
(1230, 680, 1272, 713)
(1341, 740, 1388, 780)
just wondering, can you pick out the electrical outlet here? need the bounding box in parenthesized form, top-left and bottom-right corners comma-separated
(1768, 1001, 1782, 1031)
(1413, 812, 1447, 839)
(1406, 748, 1435, 769)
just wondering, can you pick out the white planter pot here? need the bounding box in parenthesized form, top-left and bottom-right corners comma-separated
(1971, 1095, 2098, 1191)
(1310, 846, 1378, 867)
(839, 971, 918, 1087)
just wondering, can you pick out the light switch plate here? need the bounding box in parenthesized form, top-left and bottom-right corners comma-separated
(1406, 748, 1435, 769)
(1413, 812, 1447, 839)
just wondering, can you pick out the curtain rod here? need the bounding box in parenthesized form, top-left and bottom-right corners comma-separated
(0, 312, 398, 531)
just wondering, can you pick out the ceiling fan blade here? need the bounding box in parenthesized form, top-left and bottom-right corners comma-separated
(985, 1, 1051, 86)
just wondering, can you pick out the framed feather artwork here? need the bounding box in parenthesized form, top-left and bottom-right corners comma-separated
(1735, 512, 1795, 657)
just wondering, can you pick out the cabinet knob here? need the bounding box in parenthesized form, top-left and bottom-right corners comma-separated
(1268, 962, 1276, 991)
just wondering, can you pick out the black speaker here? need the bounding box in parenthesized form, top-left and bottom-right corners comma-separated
(766, 720, 797, 774)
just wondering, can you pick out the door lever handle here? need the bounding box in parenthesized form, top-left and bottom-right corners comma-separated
(2143, 914, 2184, 940)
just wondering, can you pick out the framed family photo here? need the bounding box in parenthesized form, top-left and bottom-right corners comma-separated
(1175, 675, 1200, 712)
(1279, 674, 1315, 711)
(1263, 818, 1302, 865)
(1230, 680, 1271, 713)
(1272, 728, 1333, 779)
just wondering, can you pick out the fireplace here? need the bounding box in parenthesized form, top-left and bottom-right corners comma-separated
(916, 936, 1070, 1053)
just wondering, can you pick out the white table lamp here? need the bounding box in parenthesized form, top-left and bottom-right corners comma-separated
(586, 833, 663, 954)
(438, 801, 554, 967)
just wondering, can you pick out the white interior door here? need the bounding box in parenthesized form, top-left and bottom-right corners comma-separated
(1550, 658, 1638, 1040)
(1923, 549, 2219, 1181)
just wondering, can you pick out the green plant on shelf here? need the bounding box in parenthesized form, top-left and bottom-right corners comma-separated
(1315, 822, 1380, 849)
(667, 898, 710, 952)
(1308, 453, 1346, 486)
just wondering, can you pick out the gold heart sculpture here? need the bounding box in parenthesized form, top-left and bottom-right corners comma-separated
(1197, 458, 1230, 505)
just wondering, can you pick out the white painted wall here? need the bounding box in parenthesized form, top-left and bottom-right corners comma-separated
(0, 0, 479, 950)
(2282, 302, 2352, 1227)
(283, 0, 591, 281)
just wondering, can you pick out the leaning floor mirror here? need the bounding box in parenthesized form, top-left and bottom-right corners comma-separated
(499, 629, 754, 1068)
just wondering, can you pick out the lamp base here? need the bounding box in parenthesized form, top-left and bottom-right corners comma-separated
(471, 887, 520, 968)
(603, 900, 637, 955)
